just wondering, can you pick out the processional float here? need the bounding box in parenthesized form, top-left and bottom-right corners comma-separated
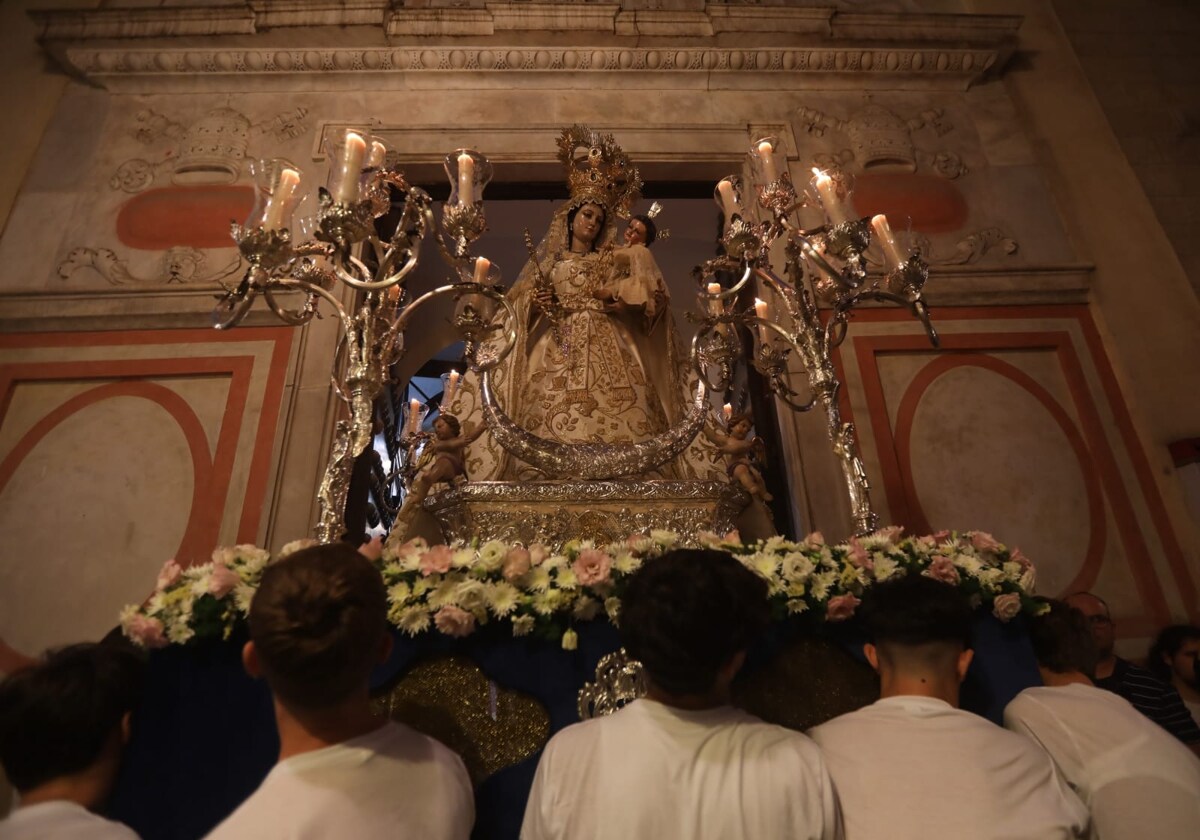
(214, 126, 938, 545)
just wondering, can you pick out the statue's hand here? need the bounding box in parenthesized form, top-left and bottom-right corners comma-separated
(534, 287, 557, 313)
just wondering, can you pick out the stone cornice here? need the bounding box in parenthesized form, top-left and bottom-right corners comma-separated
(32, 2, 1021, 91)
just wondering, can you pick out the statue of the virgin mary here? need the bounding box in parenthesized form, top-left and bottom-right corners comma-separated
(449, 126, 723, 483)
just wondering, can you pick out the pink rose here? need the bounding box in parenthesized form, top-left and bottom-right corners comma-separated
(932, 530, 951, 542)
(875, 525, 904, 544)
(433, 605, 476, 638)
(419, 545, 454, 576)
(992, 592, 1022, 622)
(574, 549, 613, 586)
(1010, 547, 1033, 570)
(969, 531, 1002, 553)
(826, 593, 861, 622)
(529, 544, 549, 567)
(208, 563, 240, 598)
(625, 534, 651, 552)
(156, 559, 183, 591)
(502, 547, 532, 582)
(923, 555, 961, 585)
(846, 537, 873, 570)
(723, 529, 742, 545)
(127, 615, 167, 648)
(800, 531, 825, 549)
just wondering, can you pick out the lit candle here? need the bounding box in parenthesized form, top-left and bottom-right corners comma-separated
(334, 131, 367, 204)
(408, 398, 421, 435)
(472, 256, 491, 285)
(754, 297, 770, 343)
(813, 170, 849, 225)
(457, 152, 475, 206)
(366, 140, 387, 169)
(757, 141, 778, 183)
(722, 403, 733, 422)
(871, 214, 907, 270)
(445, 370, 460, 405)
(717, 179, 738, 222)
(262, 168, 300, 231)
(706, 282, 723, 315)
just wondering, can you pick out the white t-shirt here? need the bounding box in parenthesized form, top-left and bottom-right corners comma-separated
(809, 695, 1088, 840)
(0, 800, 140, 839)
(1005, 683, 1200, 840)
(205, 721, 473, 839)
(520, 698, 841, 840)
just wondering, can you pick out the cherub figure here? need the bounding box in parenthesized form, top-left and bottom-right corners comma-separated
(703, 412, 774, 502)
(396, 413, 485, 521)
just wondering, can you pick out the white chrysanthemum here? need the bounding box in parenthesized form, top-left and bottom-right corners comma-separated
(763, 535, 792, 554)
(189, 574, 212, 599)
(394, 549, 422, 573)
(511, 615, 536, 637)
(233, 583, 256, 616)
(953, 553, 984, 577)
(787, 598, 810, 615)
(411, 577, 433, 598)
(382, 562, 405, 580)
(167, 622, 195, 645)
(532, 589, 563, 616)
(146, 592, 167, 615)
(119, 604, 139, 632)
(477, 540, 508, 572)
(873, 555, 902, 582)
(388, 581, 412, 606)
(278, 539, 318, 559)
(451, 548, 476, 570)
(486, 581, 521, 616)
(454, 578, 489, 611)
(524, 567, 552, 592)
(573, 595, 601, 621)
(785, 579, 807, 598)
(555, 568, 580, 590)
(1001, 561, 1023, 582)
(612, 550, 641, 575)
(604, 596, 622, 624)
(395, 606, 432, 636)
(427, 577, 464, 609)
(233, 544, 271, 572)
(1019, 567, 1036, 593)
(817, 546, 835, 567)
(211, 547, 237, 566)
(543, 554, 568, 572)
(747, 552, 779, 580)
(650, 530, 679, 549)
(976, 567, 1004, 592)
(810, 570, 837, 601)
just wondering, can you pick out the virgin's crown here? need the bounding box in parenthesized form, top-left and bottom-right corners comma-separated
(557, 125, 643, 220)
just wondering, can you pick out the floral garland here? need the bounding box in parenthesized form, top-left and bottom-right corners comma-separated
(121, 528, 1039, 651)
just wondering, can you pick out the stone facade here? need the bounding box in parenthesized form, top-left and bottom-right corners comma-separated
(0, 0, 1197, 658)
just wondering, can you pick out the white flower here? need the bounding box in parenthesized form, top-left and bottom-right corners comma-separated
(542, 554, 568, 572)
(524, 567, 552, 592)
(1019, 567, 1036, 593)
(612, 550, 641, 575)
(388, 581, 412, 605)
(780, 552, 815, 582)
(555, 568, 580, 590)
(451, 548, 476, 570)
(411, 577, 433, 598)
(532, 589, 563, 616)
(233, 583, 256, 616)
(233, 545, 271, 573)
(427, 576, 464, 609)
(810, 570, 837, 601)
(167, 622, 195, 645)
(512, 614, 536, 637)
(573, 596, 601, 621)
(953, 553, 984, 577)
(278, 538, 318, 559)
(453, 579, 489, 612)
(747, 552, 779, 580)
(604, 596, 622, 623)
(976, 567, 1004, 592)
(395, 606, 432, 636)
(763, 535, 791, 554)
(650, 529, 679, 549)
(211, 547, 237, 566)
(561, 628, 579, 651)
(486, 581, 521, 616)
(872, 555, 902, 582)
(477, 540, 508, 572)
(787, 598, 810, 615)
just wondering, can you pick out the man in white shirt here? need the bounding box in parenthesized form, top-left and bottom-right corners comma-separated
(809, 574, 1088, 840)
(205, 542, 473, 839)
(1005, 600, 1200, 839)
(521, 548, 841, 840)
(0, 642, 146, 839)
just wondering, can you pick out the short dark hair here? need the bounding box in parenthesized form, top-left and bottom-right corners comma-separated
(248, 542, 388, 709)
(565, 201, 607, 252)
(437, 413, 462, 436)
(1148, 624, 1200, 682)
(1028, 599, 1099, 675)
(619, 549, 769, 696)
(860, 573, 972, 650)
(631, 213, 658, 245)
(0, 642, 145, 792)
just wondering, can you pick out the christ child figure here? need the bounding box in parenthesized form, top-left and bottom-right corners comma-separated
(703, 412, 774, 503)
(397, 413, 485, 521)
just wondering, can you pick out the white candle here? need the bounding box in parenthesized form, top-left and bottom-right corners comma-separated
(813, 170, 849, 225)
(717, 179, 738, 221)
(707, 282, 723, 315)
(457, 152, 475, 206)
(473, 256, 490, 285)
(757, 141, 778, 183)
(262, 168, 300, 231)
(445, 370, 460, 405)
(871, 214, 907, 270)
(334, 131, 367, 204)
(366, 140, 387, 169)
(722, 403, 733, 422)
(754, 297, 770, 343)
(408, 398, 421, 434)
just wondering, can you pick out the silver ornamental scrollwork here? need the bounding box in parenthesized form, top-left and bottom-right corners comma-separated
(578, 649, 647, 721)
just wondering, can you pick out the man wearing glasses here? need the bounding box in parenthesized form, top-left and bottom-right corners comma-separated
(1065, 592, 1200, 754)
